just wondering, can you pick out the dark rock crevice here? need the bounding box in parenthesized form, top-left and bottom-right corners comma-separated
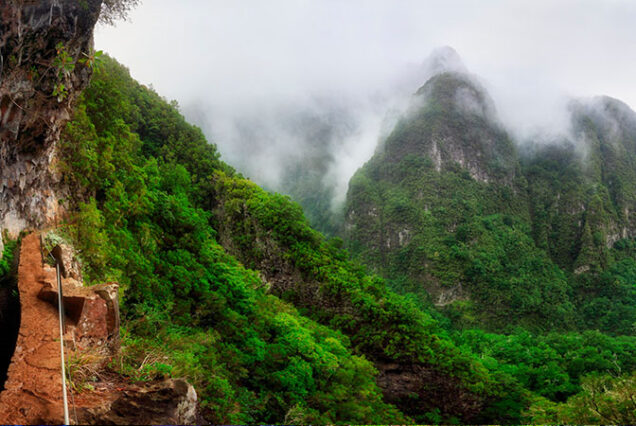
(0, 242, 20, 391)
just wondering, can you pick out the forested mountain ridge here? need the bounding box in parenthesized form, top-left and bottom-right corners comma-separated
(345, 55, 636, 337)
(525, 95, 636, 272)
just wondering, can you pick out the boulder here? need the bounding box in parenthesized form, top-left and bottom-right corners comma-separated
(76, 378, 202, 426)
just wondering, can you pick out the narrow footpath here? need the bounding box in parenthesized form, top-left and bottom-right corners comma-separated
(0, 233, 65, 424)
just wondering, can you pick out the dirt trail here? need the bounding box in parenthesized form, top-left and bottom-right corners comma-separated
(0, 233, 65, 424)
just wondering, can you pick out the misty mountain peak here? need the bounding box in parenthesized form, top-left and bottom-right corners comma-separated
(570, 95, 636, 123)
(415, 71, 497, 121)
(420, 46, 468, 80)
(411, 47, 496, 121)
(376, 72, 516, 186)
(569, 95, 636, 152)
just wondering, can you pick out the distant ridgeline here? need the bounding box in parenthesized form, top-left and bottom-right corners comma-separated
(59, 53, 636, 425)
(345, 51, 636, 335)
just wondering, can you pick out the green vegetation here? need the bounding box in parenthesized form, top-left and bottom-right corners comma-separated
(347, 151, 575, 330)
(52, 42, 76, 102)
(59, 56, 405, 424)
(58, 56, 636, 424)
(343, 71, 636, 423)
(456, 329, 636, 401)
(61, 55, 526, 424)
(282, 164, 343, 236)
(0, 237, 18, 279)
(346, 71, 636, 333)
(529, 371, 636, 424)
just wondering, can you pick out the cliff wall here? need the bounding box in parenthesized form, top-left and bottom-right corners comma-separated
(0, 0, 102, 241)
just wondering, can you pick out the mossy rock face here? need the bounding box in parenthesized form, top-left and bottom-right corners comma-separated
(523, 96, 636, 271)
(380, 72, 519, 186)
(0, 0, 102, 234)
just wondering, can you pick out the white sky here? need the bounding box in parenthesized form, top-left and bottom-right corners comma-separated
(95, 0, 636, 200)
(96, 0, 636, 108)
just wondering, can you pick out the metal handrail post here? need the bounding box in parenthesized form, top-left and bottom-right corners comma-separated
(55, 259, 70, 425)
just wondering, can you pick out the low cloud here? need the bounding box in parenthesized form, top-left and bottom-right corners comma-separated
(96, 0, 636, 210)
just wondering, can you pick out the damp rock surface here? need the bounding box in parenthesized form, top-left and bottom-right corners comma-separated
(0, 0, 102, 236)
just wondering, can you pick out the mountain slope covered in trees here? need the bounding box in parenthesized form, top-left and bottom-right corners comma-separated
(345, 61, 636, 337)
(57, 55, 636, 424)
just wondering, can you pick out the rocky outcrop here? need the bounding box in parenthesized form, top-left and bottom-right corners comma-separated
(0, 0, 102, 239)
(380, 71, 519, 185)
(35, 237, 119, 349)
(76, 378, 201, 425)
(377, 361, 482, 422)
(38, 280, 120, 349)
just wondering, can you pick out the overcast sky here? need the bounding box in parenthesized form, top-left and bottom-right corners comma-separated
(96, 0, 636, 106)
(94, 0, 636, 201)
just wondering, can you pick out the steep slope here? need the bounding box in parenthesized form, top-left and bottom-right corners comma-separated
(520, 96, 636, 335)
(0, 2, 208, 424)
(42, 48, 636, 423)
(524, 96, 636, 272)
(57, 57, 413, 424)
(3, 2, 634, 423)
(55, 55, 551, 424)
(345, 62, 575, 330)
(380, 71, 519, 184)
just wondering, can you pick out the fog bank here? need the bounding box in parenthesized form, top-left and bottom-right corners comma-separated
(95, 0, 636, 209)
